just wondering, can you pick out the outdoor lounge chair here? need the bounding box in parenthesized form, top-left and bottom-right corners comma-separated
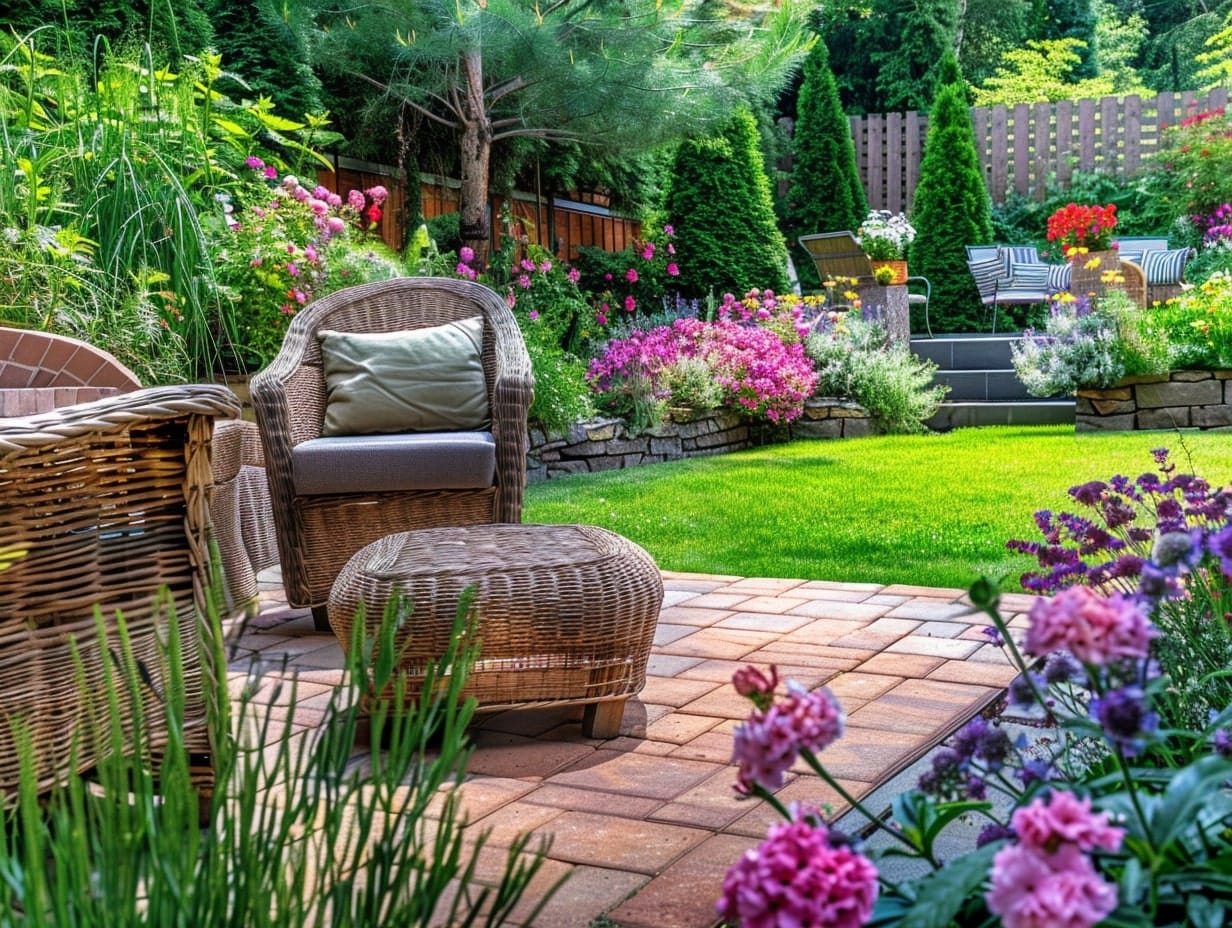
(798, 232, 932, 336)
(0, 384, 240, 800)
(251, 277, 534, 628)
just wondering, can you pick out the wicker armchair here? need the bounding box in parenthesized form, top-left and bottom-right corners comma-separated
(0, 384, 240, 799)
(251, 277, 534, 624)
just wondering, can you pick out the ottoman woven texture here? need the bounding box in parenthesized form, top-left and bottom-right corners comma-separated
(327, 523, 664, 738)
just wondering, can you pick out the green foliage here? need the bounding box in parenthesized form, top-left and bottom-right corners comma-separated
(1148, 108, 1232, 229)
(0, 0, 214, 63)
(665, 110, 790, 299)
(0, 587, 556, 925)
(908, 54, 993, 332)
(871, 0, 961, 112)
(806, 315, 946, 433)
(1032, 0, 1099, 78)
(201, 0, 324, 117)
(1010, 294, 1128, 395)
(958, 0, 1032, 88)
(972, 38, 1122, 105)
(785, 39, 867, 292)
(1124, 272, 1232, 370)
(1141, 0, 1232, 92)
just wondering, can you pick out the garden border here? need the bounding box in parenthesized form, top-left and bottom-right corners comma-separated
(1075, 371, 1232, 432)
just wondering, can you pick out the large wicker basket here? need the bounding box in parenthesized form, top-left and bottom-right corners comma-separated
(0, 385, 239, 799)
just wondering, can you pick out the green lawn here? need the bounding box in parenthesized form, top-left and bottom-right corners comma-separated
(523, 426, 1232, 592)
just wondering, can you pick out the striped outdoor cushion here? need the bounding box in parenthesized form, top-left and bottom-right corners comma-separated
(1047, 263, 1071, 293)
(998, 245, 1042, 278)
(1007, 262, 1050, 291)
(1117, 249, 1144, 266)
(1141, 248, 1192, 286)
(969, 256, 1006, 302)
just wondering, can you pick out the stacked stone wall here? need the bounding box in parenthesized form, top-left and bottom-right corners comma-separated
(1075, 371, 1232, 432)
(527, 399, 876, 483)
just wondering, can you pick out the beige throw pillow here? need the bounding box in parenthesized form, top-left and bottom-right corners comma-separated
(319, 318, 490, 436)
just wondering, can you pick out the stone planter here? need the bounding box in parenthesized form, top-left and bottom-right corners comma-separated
(854, 284, 910, 347)
(1075, 370, 1232, 432)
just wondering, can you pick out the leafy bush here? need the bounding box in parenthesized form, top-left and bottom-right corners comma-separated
(1126, 272, 1232, 371)
(663, 109, 790, 300)
(571, 224, 682, 331)
(806, 314, 946, 433)
(1010, 293, 1128, 396)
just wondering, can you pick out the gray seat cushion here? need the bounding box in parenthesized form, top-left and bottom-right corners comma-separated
(292, 431, 497, 495)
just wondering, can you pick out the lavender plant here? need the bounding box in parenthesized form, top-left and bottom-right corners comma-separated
(1010, 293, 1126, 397)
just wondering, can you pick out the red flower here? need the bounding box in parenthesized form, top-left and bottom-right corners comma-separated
(1046, 202, 1118, 255)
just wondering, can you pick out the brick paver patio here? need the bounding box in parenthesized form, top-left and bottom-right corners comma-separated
(226, 570, 1032, 928)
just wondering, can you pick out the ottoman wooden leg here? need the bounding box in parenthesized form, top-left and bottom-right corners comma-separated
(583, 698, 627, 739)
(311, 605, 332, 633)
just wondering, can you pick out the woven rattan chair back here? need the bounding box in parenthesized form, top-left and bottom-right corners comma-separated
(251, 277, 534, 614)
(0, 384, 239, 801)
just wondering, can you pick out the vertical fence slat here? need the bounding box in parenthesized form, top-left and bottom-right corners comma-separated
(1123, 94, 1142, 177)
(886, 111, 903, 213)
(1078, 98, 1097, 174)
(989, 105, 1008, 203)
(1055, 99, 1074, 189)
(1033, 101, 1051, 200)
(1012, 103, 1030, 198)
(905, 110, 924, 212)
(1100, 94, 1119, 173)
(867, 115, 885, 209)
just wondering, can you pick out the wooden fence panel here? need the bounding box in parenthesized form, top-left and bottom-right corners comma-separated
(849, 87, 1232, 209)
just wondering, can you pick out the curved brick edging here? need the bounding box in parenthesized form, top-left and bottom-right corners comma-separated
(528, 399, 877, 483)
(1076, 370, 1232, 432)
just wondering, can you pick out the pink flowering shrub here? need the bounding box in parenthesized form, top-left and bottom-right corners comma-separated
(716, 289, 824, 345)
(731, 682, 843, 793)
(587, 317, 818, 426)
(571, 224, 681, 335)
(210, 160, 398, 368)
(1024, 585, 1157, 665)
(718, 810, 878, 928)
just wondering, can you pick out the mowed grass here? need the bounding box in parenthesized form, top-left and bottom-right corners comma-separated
(523, 426, 1232, 591)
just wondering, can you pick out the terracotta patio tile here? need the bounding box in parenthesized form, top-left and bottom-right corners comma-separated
(667, 592, 751, 610)
(520, 783, 664, 819)
(662, 589, 701, 607)
(863, 616, 924, 637)
(967, 642, 1026, 664)
(713, 610, 813, 633)
(798, 579, 884, 592)
(724, 774, 870, 837)
(644, 711, 722, 745)
(880, 583, 967, 598)
(786, 599, 892, 621)
(827, 630, 901, 651)
(638, 675, 718, 708)
(678, 657, 840, 689)
(853, 652, 945, 678)
(778, 617, 872, 643)
(548, 748, 720, 800)
(617, 701, 675, 737)
(715, 577, 809, 594)
(669, 729, 735, 764)
(601, 734, 679, 757)
(677, 684, 763, 720)
(728, 595, 811, 615)
(537, 811, 709, 873)
(999, 592, 1040, 611)
(883, 635, 982, 659)
(653, 623, 698, 646)
(887, 600, 979, 621)
(654, 626, 781, 660)
(508, 864, 648, 928)
(791, 586, 884, 602)
(607, 833, 755, 928)
(452, 776, 540, 820)
(824, 671, 904, 702)
(646, 653, 704, 677)
(864, 593, 913, 606)
(648, 767, 755, 830)
(927, 658, 1021, 687)
(914, 619, 970, 638)
(465, 800, 564, 848)
(745, 643, 869, 674)
(656, 605, 735, 627)
(463, 732, 596, 780)
(846, 679, 995, 735)
(809, 725, 930, 782)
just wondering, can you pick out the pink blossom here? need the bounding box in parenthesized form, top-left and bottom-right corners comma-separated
(604, 272, 613, 282)
(304, 245, 319, 264)
(366, 184, 388, 204)
(567, 267, 581, 283)
(456, 262, 477, 280)
(667, 243, 676, 255)
(625, 268, 639, 283)
(641, 243, 655, 260)
(539, 259, 552, 273)
(280, 303, 295, 315)
(518, 274, 532, 289)
(528, 310, 540, 321)
(347, 189, 366, 211)
(291, 289, 307, 304)
(327, 193, 342, 207)
(291, 185, 310, 203)
(596, 312, 608, 326)
(459, 246, 475, 263)
(312, 185, 331, 200)
(987, 843, 1118, 928)
(286, 243, 297, 255)
(733, 664, 778, 700)
(1012, 792, 1123, 855)
(309, 199, 329, 216)
(249, 257, 262, 267)
(326, 216, 346, 235)
(663, 224, 675, 237)
(717, 817, 877, 928)
(732, 682, 843, 794)
(624, 295, 636, 312)
(506, 291, 516, 308)
(282, 175, 299, 189)
(245, 156, 264, 169)
(263, 166, 277, 179)
(1025, 586, 1157, 664)
(667, 262, 679, 276)
(286, 262, 300, 277)
(520, 258, 536, 272)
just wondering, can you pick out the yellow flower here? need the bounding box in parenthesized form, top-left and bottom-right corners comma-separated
(1085, 257, 1102, 270)
(0, 546, 27, 572)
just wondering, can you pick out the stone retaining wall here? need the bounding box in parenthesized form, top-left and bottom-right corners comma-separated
(528, 399, 876, 483)
(1076, 370, 1232, 432)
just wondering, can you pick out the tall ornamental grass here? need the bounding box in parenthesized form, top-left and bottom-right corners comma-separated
(0, 582, 557, 926)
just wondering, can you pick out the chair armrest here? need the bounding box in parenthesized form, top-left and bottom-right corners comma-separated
(485, 297, 535, 524)
(906, 276, 930, 300)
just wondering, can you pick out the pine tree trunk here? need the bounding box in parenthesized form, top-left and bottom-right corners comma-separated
(459, 48, 493, 267)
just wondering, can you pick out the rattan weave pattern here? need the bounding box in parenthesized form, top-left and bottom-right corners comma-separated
(209, 419, 279, 613)
(0, 384, 239, 797)
(328, 524, 663, 721)
(251, 277, 534, 610)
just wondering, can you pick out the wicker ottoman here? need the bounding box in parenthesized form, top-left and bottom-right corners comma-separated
(327, 523, 664, 738)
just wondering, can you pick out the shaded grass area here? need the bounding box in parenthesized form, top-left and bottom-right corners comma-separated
(524, 426, 1232, 592)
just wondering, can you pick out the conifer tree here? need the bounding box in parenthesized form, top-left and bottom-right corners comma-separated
(786, 38, 867, 292)
(666, 109, 790, 299)
(909, 53, 993, 332)
(873, 0, 961, 112)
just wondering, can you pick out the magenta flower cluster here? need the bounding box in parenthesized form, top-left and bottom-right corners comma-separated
(586, 317, 818, 423)
(1024, 585, 1157, 666)
(731, 680, 844, 793)
(718, 811, 878, 928)
(987, 792, 1123, 928)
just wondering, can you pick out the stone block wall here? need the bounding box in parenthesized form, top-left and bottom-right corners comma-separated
(527, 399, 876, 483)
(1076, 371, 1232, 432)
